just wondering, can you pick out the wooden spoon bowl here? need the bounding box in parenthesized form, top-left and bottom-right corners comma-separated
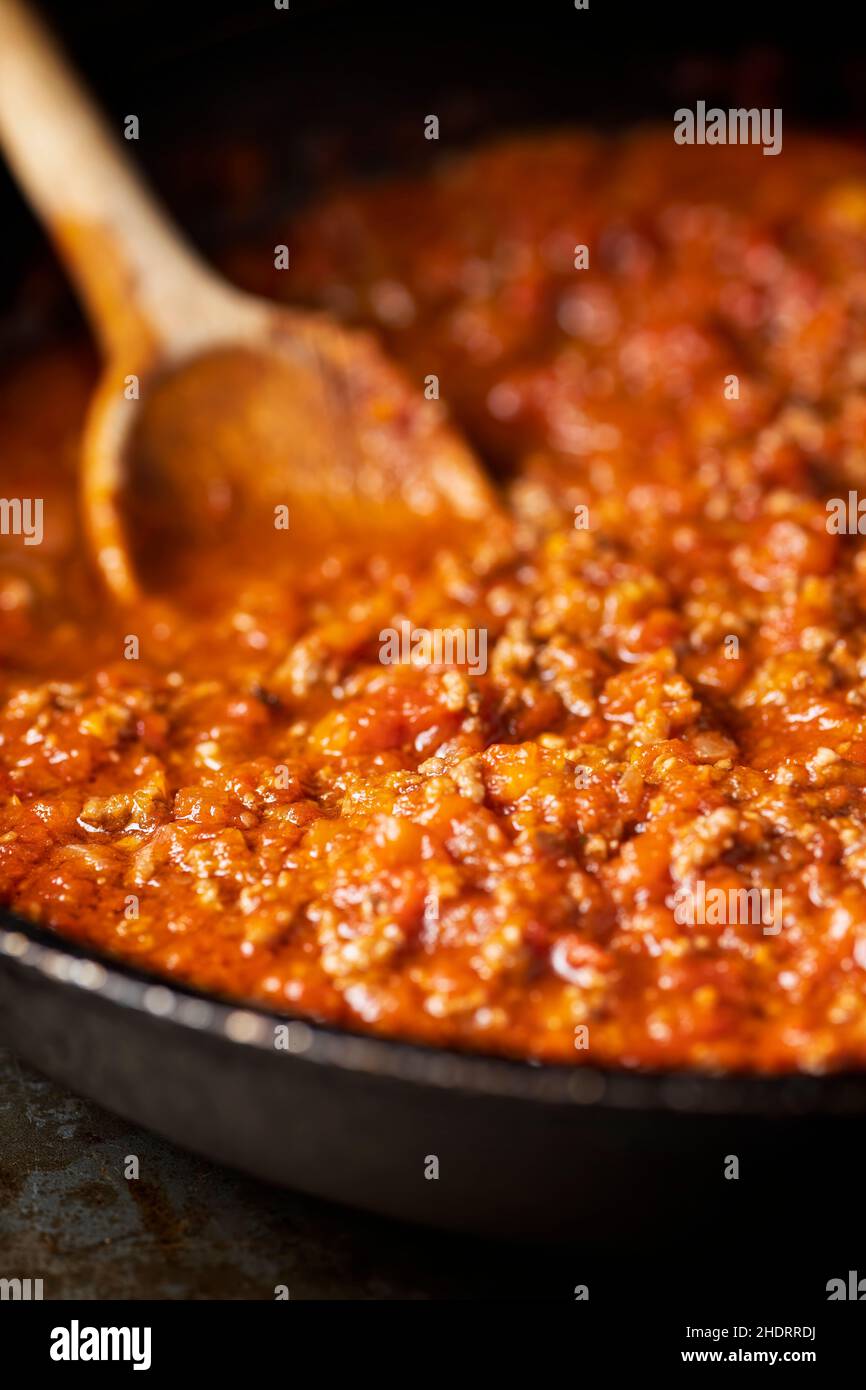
(0, 0, 495, 602)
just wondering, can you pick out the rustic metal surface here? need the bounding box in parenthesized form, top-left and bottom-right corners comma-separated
(0, 1046, 573, 1300)
(3, 1044, 864, 1302)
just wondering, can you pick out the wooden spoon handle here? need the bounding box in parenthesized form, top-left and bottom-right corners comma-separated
(0, 0, 234, 358)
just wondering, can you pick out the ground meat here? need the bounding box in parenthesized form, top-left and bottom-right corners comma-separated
(3, 132, 866, 1072)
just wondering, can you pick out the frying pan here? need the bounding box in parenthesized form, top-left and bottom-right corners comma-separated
(3, 910, 866, 1244)
(2, 0, 866, 1245)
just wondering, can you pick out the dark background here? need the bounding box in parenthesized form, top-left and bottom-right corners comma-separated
(4, 0, 866, 329)
(1, 0, 865, 1303)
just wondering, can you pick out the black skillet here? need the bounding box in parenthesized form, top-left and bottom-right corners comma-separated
(2, 0, 866, 1244)
(3, 910, 866, 1244)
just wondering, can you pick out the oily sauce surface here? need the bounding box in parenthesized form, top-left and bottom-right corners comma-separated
(4, 132, 866, 1071)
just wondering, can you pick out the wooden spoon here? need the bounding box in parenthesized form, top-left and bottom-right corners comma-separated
(0, 0, 495, 602)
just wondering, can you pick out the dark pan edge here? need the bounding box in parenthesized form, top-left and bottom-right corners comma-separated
(3, 908, 866, 1118)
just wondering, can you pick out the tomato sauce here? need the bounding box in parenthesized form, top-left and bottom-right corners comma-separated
(4, 131, 866, 1071)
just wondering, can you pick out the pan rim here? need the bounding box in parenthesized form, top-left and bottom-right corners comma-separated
(4, 908, 866, 1116)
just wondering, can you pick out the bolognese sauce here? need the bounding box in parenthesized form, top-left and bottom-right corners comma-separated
(3, 131, 866, 1071)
